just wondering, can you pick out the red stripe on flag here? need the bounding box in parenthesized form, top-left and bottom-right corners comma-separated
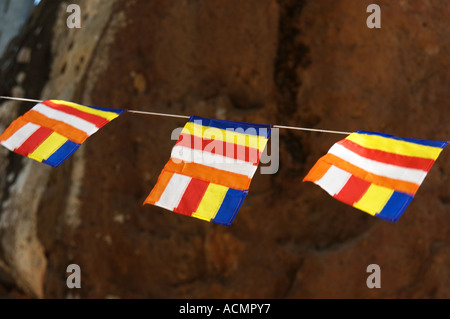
(42, 100, 109, 128)
(176, 133, 262, 164)
(14, 126, 53, 156)
(334, 175, 371, 205)
(175, 178, 210, 216)
(339, 138, 435, 171)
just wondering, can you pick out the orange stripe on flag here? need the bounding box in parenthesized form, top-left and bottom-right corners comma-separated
(23, 110, 89, 144)
(322, 153, 419, 195)
(0, 117, 29, 142)
(303, 158, 333, 183)
(144, 170, 175, 205)
(164, 159, 251, 190)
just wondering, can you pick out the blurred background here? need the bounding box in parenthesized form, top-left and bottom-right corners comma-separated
(0, 0, 449, 299)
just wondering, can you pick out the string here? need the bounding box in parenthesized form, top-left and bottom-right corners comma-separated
(0, 95, 352, 135)
(127, 109, 190, 120)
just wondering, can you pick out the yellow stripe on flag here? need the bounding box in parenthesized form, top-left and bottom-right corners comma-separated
(346, 133, 443, 160)
(50, 100, 120, 121)
(353, 183, 394, 216)
(192, 183, 229, 221)
(182, 122, 268, 152)
(28, 132, 68, 162)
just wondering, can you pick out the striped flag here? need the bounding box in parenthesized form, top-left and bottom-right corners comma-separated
(304, 131, 447, 222)
(144, 116, 272, 226)
(0, 100, 125, 167)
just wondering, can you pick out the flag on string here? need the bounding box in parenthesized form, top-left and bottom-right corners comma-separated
(0, 100, 125, 167)
(144, 116, 272, 226)
(303, 131, 447, 222)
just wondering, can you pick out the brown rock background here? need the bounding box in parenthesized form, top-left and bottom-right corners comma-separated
(0, 0, 449, 299)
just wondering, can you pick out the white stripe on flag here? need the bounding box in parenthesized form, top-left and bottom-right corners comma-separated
(33, 103, 99, 136)
(328, 143, 428, 185)
(170, 145, 258, 178)
(155, 173, 191, 211)
(316, 165, 352, 196)
(1, 122, 41, 151)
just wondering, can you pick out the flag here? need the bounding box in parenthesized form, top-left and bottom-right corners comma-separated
(144, 116, 272, 226)
(0, 100, 125, 167)
(303, 131, 448, 222)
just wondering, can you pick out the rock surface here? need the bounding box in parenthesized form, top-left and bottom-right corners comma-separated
(0, 0, 449, 298)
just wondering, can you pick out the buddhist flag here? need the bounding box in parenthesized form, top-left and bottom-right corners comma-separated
(0, 100, 125, 167)
(144, 116, 272, 226)
(304, 131, 447, 222)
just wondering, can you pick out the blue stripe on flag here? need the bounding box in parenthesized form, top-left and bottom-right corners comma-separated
(87, 105, 126, 115)
(189, 116, 272, 138)
(211, 189, 248, 226)
(376, 191, 414, 223)
(43, 140, 81, 167)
